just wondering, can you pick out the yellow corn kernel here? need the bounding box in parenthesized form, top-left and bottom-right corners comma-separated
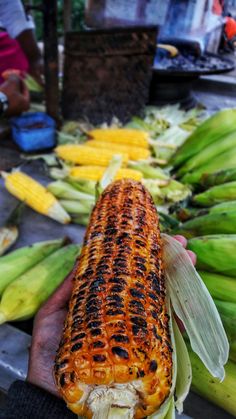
(2, 171, 70, 224)
(55, 145, 128, 167)
(88, 128, 149, 149)
(69, 166, 143, 181)
(87, 140, 150, 161)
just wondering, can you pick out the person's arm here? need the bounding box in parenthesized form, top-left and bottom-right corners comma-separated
(0, 380, 76, 419)
(0, 0, 43, 84)
(0, 75, 30, 116)
(16, 29, 43, 85)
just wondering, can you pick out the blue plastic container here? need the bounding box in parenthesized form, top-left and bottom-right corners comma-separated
(11, 112, 56, 152)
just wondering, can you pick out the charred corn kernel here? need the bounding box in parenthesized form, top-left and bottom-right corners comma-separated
(87, 140, 150, 161)
(2, 171, 70, 224)
(55, 145, 128, 167)
(69, 165, 143, 182)
(88, 128, 149, 149)
(54, 179, 172, 418)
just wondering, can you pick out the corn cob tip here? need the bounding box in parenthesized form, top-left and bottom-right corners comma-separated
(87, 385, 138, 419)
(48, 202, 71, 224)
(0, 312, 6, 325)
(1, 171, 8, 180)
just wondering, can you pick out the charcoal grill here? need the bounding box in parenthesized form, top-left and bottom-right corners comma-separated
(150, 39, 235, 108)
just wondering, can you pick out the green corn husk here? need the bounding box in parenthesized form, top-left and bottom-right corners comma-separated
(128, 161, 169, 180)
(193, 181, 236, 206)
(0, 244, 81, 323)
(178, 131, 236, 176)
(188, 235, 236, 277)
(72, 214, 90, 226)
(172, 109, 236, 169)
(60, 199, 93, 214)
(160, 180, 191, 203)
(209, 200, 236, 214)
(199, 271, 236, 304)
(25, 74, 43, 92)
(47, 180, 95, 202)
(201, 168, 236, 188)
(181, 149, 236, 185)
(0, 239, 64, 295)
(187, 343, 236, 416)
(175, 211, 236, 238)
(143, 179, 191, 205)
(214, 300, 236, 363)
(68, 179, 96, 196)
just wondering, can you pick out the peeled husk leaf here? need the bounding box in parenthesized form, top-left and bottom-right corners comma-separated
(161, 233, 229, 381)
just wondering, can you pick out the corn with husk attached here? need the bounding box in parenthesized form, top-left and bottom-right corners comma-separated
(172, 109, 236, 169)
(2, 171, 71, 224)
(193, 181, 236, 206)
(54, 179, 228, 419)
(0, 244, 81, 323)
(187, 344, 236, 416)
(188, 235, 236, 277)
(0, 239, 64, 296)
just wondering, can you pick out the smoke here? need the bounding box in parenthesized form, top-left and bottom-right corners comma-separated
(159, 0, 224, 53)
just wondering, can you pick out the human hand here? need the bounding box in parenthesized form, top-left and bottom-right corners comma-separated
(0, 75, 30, 116)
(27, 270, 75, 396)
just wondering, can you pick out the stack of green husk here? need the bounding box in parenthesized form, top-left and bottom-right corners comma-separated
(0, 239, 81, 323)
(169, 108, 236, 415)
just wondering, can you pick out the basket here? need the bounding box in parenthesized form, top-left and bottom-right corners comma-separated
(11, 112, 56, 152)
(62, 26, 157, 124)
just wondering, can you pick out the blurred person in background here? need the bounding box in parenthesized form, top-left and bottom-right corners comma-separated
(0, 0, 43, 85)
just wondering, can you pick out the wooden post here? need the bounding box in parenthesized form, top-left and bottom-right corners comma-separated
(43, 0, 59, 122)
(63, 0, 72, 33)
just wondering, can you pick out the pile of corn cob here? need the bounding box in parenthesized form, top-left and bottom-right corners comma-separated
(163, 108, 236, 415)
(0, 239, 81, 324)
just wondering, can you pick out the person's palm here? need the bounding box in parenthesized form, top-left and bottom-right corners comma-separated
(27, 236, 196, 396)
(27, 271, 74, 396)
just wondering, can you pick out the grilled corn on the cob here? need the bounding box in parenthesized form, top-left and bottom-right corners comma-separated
(87, 140, 150, 161)
(55, 145, 128, 166)
(88, 129, 149, 149)
(54, 179, 172, 418)
(2, 171, 71, 224)
(69, 166, 143, 182)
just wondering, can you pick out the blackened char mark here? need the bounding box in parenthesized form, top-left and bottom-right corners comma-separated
(71, 333, 86, 342)
(112, 346, 129, 359)
(130, 289, 145, 299)
(110, 334, 129, 343)
(71, 342, 83, 352)
(93, 354, 106, 362)
(93, 341, 105, 348)
(149, 360, 158, 372)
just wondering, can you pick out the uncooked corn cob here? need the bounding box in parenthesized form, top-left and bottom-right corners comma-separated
(55, 145, 128, 166)
(88, 128, 149, 149)
(2, 171, 71, 224)
(87, 140, 150, 161)
(69, 165, 143, 182)
(54, 179, 172, 418)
